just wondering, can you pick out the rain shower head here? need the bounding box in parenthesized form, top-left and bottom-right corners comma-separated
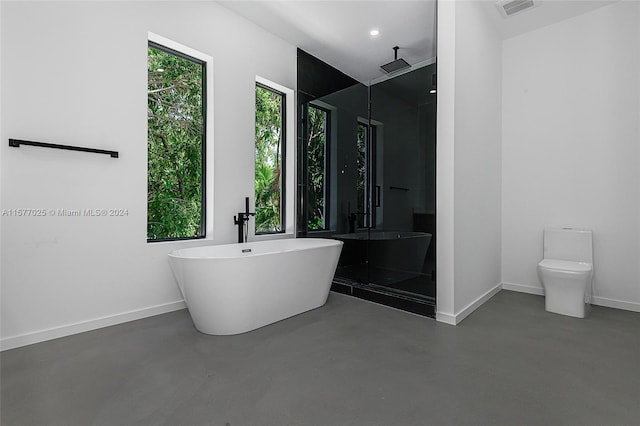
(380, 46, 411, 74)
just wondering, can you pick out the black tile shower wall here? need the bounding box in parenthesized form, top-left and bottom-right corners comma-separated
(297, 49, 363, 236)
(353, 287, 436, 318)
(330, 281, 353, 296)
(331, 280, 435, 318)
(297, 49, 359, 99)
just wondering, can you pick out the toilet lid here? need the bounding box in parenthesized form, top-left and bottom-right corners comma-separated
(538, 259, 592, 273)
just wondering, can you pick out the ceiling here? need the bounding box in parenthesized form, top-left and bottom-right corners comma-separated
(220, 1, 437, 83)
(220, 0, 618, 84)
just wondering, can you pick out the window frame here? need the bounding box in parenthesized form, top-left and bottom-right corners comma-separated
(255, 82, 286, 235)
(253, 76, 295, 239)
(147, 32, 214, 243)
(306, 103, 331, 232)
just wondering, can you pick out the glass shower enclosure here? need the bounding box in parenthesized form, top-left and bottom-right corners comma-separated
(297, 50, 436, 316)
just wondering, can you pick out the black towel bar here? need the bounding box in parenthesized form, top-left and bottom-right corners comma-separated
(9, 139, 119, 158)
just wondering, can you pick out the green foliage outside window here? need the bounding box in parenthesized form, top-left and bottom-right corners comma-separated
(307, 106, 327, 231)
(147, 45, 204, 241)
(255, 85, 284, 233)
(356, 123, 367, 217)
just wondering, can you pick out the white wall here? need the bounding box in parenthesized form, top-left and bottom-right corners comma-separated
(452, 1, 503, 317)
(436, 0, 455, 320)
(502, 1, 640, 312)
(0, 1, 296, 349)
(0, 0, 3, 344)
(436, 1, 503, 324)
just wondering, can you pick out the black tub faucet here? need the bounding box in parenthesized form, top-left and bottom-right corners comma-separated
(348, 212, 367, 233)
(234, 197, 255, 243)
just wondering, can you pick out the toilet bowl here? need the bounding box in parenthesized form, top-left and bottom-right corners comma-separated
(537, 228, 593, 318)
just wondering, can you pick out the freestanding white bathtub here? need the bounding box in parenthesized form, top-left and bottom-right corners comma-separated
(168, 238, 343, 335)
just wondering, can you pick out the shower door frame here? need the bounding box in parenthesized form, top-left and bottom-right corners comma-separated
(296, 49, 436, 318)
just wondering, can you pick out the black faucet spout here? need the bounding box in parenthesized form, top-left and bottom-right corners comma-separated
(235, 197, 255, 243)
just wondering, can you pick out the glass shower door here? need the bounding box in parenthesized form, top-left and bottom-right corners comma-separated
(296, 48, 436, 315)
(365, 64, 437, 304)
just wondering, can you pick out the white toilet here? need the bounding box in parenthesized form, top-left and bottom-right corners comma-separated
(537, 228, 593, 318)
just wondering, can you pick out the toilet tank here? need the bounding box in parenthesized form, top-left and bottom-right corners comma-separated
(543, 228, 593, 263)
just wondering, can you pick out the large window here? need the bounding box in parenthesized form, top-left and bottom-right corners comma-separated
(147, 38, 206, 241)
(307, 105, 329, 231)
(255, 83, 286, 234)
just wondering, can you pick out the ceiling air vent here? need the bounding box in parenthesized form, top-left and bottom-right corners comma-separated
(496, 0, 538, 18)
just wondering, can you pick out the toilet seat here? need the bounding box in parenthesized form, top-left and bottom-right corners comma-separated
(538, 259, 592, 273)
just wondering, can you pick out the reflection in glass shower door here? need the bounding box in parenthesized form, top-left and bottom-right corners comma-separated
(331, 119, 374, 287)
(356, 121, 378, 229)
(365, 64, 437, 303)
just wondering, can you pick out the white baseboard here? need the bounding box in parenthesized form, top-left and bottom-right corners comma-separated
(502, 282, 544, 296)
(436, 282, 503, 325)
(0, 300, 186, 352)
(435, 311, 456, 325)
(455, 282, 503, 324)
(591, 295, 640, 313)
(503, 283, 640, 313)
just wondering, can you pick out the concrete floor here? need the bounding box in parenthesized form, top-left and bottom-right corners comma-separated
(2, 290, 639, 426)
